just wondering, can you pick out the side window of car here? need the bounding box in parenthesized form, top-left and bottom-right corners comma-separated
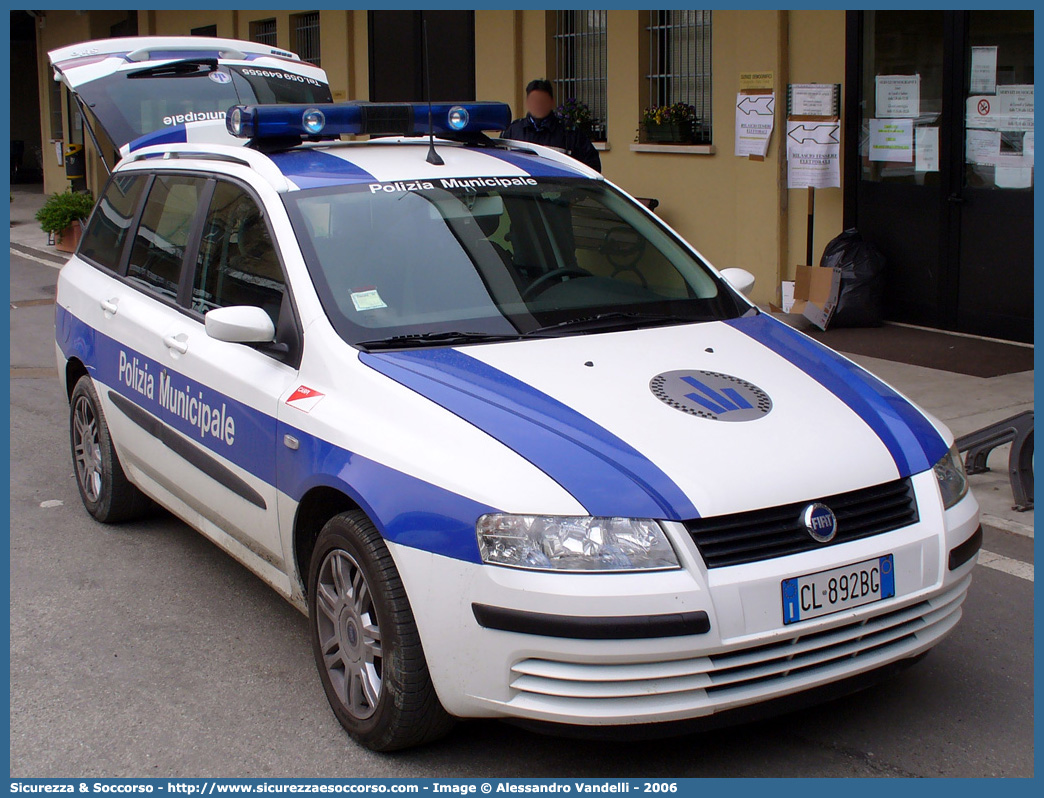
(191, 181, 284, 324)
(126, 175, 205, 301)
(78, 173, 147, 272)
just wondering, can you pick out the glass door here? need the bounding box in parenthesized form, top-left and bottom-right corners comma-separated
(848, 11, 1033, 342)
(954, 10, 1033, 341)
(853, 11, 950, 330)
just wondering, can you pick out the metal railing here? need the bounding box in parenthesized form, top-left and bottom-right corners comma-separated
(955, 411, 1034, 511)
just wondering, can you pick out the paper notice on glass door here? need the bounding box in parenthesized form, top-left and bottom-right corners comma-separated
(915, 127, 939, 172)
(1024, 132, 1034, 166)
(970, 46, 998, 94)
(966, 129, 1001, 164)
(875, 75, 920, 118)
(869, 118, 913, 162)
(998, 85, 1034, 130)
(995, 166, 1032, 189)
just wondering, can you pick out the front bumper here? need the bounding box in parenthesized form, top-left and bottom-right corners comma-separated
(389, 470, 980, 725)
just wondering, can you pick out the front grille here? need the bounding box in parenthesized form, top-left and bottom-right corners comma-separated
(508, 575, 968, 709)
(684, 478, 918, 568)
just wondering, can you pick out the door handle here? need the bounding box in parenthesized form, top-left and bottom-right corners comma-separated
(163, 333, 189, 355)
(100, 297, 119, 315)
(947, 193, 965, 204)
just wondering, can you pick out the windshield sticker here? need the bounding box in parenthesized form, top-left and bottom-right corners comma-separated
(351, 288, 388, 312)
(239, 67, 323, 87)
(162, 110, 226, 126)
(208, 71, 232, 84)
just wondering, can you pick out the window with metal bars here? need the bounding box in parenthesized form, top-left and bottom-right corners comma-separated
(250, 18, 277, 47)
(49, 80, 63, 143)
(553, 10, 608, 141)
(646, 10, 712, 144)
(292, 11, 321, 66)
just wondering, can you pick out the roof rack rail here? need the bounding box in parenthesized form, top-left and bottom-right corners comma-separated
(123, 143, 290, 191)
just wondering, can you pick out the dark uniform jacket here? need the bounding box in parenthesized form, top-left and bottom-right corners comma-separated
(502, 113, 602, 173)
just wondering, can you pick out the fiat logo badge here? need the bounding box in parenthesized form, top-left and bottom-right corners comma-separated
(803, 503, 838, 543)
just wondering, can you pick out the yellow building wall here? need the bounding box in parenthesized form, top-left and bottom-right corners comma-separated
(36, 12, 91, 195)
(785, 10, 847, 281)
(476, 9, 792, 307)
(150, 10, 237, 38)
(474, 11, 521, 111)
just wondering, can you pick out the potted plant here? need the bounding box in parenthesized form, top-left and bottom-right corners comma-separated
(35, 189, 94, 253)
(556, 97, 602, 141)
(639, 103, 702, 144)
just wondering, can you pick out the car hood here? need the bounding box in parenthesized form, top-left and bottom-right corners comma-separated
(360, 313, 950, 520)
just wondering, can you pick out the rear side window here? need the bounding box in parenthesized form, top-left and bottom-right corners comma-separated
(191, 181, 284, 323)
(78, 174, 147, 271)
(127, 175, 206, 301)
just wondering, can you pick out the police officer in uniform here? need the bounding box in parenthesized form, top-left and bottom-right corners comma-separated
(502, 79, 601, 173)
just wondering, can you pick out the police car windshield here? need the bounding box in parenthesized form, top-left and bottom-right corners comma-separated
(284, 176, 746, 348)
(70, 64, 332, 148)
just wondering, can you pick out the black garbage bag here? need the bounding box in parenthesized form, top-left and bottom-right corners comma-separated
(820, 228, 885, 328)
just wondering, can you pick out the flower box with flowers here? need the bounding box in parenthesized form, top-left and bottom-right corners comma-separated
(555, 97, 603, 141)
(640, 103, 701, 144)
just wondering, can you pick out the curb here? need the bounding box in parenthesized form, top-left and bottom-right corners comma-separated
(10, 241, 68, 265)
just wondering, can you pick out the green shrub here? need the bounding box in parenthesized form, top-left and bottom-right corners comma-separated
(35, 190, 95, 235)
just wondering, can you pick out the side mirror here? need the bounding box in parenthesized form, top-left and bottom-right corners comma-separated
(204, 306, 276, 344)
(720, 268, 756, 297)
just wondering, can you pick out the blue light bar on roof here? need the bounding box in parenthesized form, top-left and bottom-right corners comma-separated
(225, 101, 512, 140)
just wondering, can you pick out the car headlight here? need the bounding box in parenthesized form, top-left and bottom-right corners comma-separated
(476, 514, 680, 572)
(933, 444, 969, 509)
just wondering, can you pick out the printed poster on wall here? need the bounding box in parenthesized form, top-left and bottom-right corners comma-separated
(786, 119, 840, 189)
(788, 84, 839, 117)
(735, 92, 775, 157)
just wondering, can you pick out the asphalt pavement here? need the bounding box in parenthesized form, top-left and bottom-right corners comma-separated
(8, 248, 1035, 778)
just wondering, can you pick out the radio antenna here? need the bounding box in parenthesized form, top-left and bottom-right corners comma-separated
(423, 19, 444, 166)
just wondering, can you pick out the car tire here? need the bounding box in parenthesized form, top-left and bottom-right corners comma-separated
(308, 510, 455, 751)
(69, 375, 152, 523)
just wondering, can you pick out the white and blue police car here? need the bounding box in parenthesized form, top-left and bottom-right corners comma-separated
(53, 40, 982, 751)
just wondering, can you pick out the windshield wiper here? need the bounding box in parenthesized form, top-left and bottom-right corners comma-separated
(524, 311, 690, 336)
(356, 312, 699, 350)
(355, 331, 520, 351)
(127, 58, 220, 79)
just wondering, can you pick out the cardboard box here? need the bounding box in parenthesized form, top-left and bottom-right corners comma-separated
(792, 264, 841, 330)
